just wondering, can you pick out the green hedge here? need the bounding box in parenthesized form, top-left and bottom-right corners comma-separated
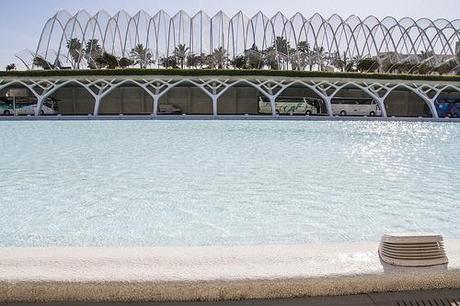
(1, 68, 460, 82)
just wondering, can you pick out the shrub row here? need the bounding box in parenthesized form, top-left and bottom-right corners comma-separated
(1, 68, 459, 82)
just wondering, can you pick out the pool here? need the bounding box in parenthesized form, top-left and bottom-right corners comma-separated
(0, 120, 459, 247)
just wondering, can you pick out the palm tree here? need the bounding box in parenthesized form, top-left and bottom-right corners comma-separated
(129, 44, 153, 69)
(292, 41, 310, 70)
(174, 44, 189, 69)
(273, 36, 290, 69)
(186, 53, 201, 68)
(274, 36, 289, 55)
(119, 57, 134, 69)
(160, 56, 178, 69)
(356, 57, 379, 72)
(66, 38, 83, 69)
(327, 51, 345, 72)
(245, 44, 263, 69)
(297, 41, 310, 53)
(263, 47, 279, 70)
(95, 52, 120, 69)
(209, 47, 228, 69)
(312, 46, 327, 71)
(33, 56, 56, 70)
(231, 55, 247, 69)
(85, 39, 102, 69)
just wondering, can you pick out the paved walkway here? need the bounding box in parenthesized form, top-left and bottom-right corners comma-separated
(1, 289, 459, 306)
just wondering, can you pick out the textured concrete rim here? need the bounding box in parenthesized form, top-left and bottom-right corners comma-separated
(2, 289, 460, 306)
(0, 241, 459, 303)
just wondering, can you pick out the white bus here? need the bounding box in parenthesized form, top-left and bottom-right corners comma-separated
(331, 97, 381, 117)
(258, 96, 323, 115)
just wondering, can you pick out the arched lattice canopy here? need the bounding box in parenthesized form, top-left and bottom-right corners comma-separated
(20, 10, 460, 73)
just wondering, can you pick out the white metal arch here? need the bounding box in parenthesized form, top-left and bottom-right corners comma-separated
(26, 10, 459, 73)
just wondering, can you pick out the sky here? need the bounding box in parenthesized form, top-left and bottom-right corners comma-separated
(0, 0, 459, 69)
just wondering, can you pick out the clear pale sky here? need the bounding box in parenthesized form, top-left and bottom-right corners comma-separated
(0, 0, 458, 69)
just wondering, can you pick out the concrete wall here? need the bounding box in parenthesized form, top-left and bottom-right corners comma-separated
(385, 90, 430, 117)
(99, 87, 153, 115)
(218, 87, 259, 115)
(52, 87, 94, 115)
(159, 87, 212, 115)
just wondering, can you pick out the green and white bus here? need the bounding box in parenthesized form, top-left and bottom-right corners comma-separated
(258, 96, 323, 115)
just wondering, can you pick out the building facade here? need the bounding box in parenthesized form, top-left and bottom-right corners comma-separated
(1, 73, 459, 118)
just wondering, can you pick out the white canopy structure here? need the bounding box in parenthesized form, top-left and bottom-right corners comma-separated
(19, 10, 460, 73)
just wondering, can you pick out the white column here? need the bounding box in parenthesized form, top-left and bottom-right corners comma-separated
(212, 96, 218, 118)
(427, 99, 439, 118)
(324, 97, 333, 117)
(93, 96, 101, 116)
(34, 97, 44, 116)
(376, 98, 388, 117)
(152, 95, 159, 116)
(269, 96, 277, 117)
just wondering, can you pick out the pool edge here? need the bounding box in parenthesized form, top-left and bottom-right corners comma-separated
(1, 240, 459, 302)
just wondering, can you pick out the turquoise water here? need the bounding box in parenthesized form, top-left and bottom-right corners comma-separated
(0, 120, 459, 247)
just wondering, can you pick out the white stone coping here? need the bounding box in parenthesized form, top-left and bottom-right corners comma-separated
(0, 240, 459, 302)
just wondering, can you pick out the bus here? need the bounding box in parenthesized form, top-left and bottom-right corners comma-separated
(258, 96, 323, 115)
(435, 98, 460, 118)
(0, 96, 58, 116)
(331, 97, 381, 117)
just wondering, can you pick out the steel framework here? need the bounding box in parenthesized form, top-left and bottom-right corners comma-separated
(19, 10, 460, 72)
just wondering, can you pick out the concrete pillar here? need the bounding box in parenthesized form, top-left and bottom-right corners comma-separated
(269, 96, 277, 117)
(212, 96, 218, 118)
(93, 96, 101, 116)
(426, 99, 439, 118)
(34, 97, 44, 116)
(376, 98, 388, 117)
(324, 97, 333, 117)
(152, 96, 159, 116)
